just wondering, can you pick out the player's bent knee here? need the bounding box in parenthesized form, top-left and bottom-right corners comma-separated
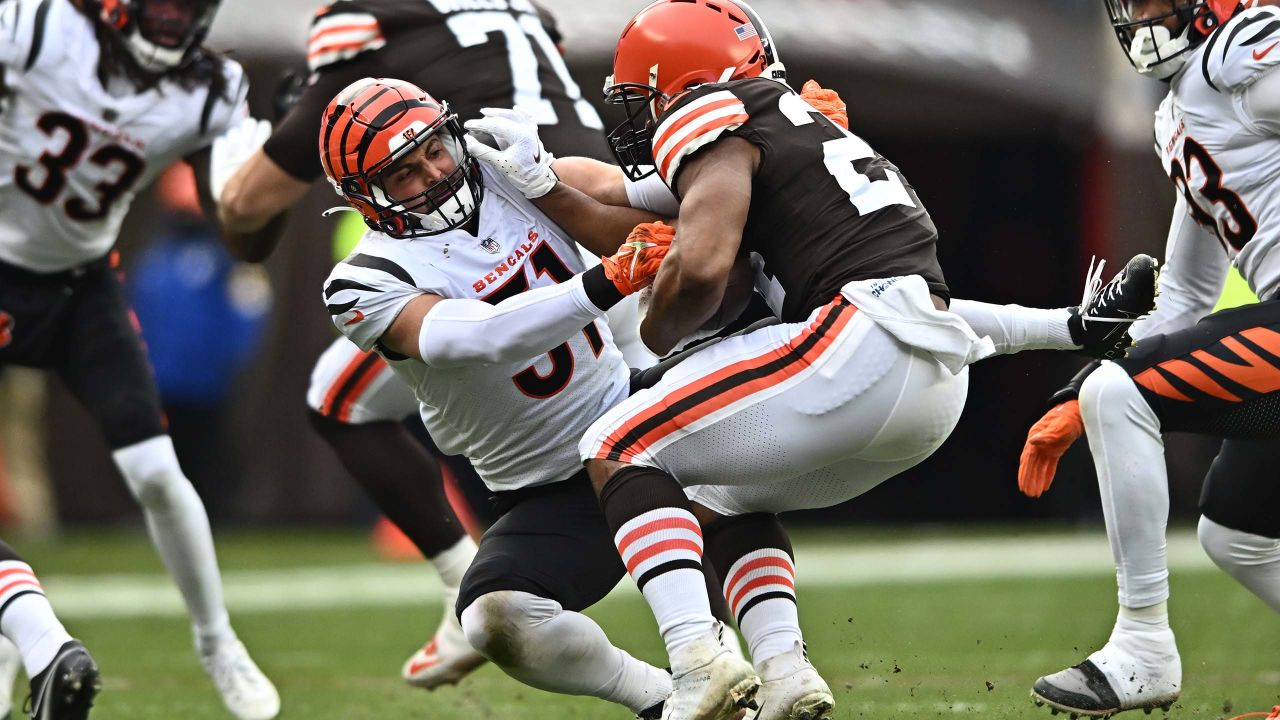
(111, 435, 190, 507)
(1079, 361, 1152, 428)
(1198, 515, 1280, 612)
(458, 591, 559, 668)
(1199, 515, 1280, 568)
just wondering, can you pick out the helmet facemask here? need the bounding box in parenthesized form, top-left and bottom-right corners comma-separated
(104, 0, 220, 74)
(1104, 0, 1209, 79)
(335, 110, 483, 239)
(603, 79, 665, 182)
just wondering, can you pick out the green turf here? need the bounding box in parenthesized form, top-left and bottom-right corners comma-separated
(1213, 267, 1258, 312)
(13, 530, 1279, 719)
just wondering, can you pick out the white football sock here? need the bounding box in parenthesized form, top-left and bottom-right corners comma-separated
(427, 535, 477, 589)
(112, 436, 233, 650)
(721, 548, 802, 666)
(1198, 515, 1280, 612)
(1089, 612, 1180, 697)
(740, 598, 802, 669)
(643, 569, 718, 661)
(1079, 362, 1170, 609)
(0, 564, 72, 678)
(614, 508, 717, 661)
(461, 591, 671, 713)
(949, 300, 1076, 355)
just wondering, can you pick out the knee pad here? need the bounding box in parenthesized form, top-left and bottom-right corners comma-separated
(111, 435, 188, 507)
(1199, 515, 1280, 612)
(1079, 361, 1157, 433)
(458, 591, 560, 667)
(1199, 515, 1280, 569)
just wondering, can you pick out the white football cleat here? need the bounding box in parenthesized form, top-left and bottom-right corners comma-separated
(199, 639, 280, 720)
(401, 587, 486, 690)
(662, 623, 760, 720)
(0, 636, 21, 720)
(749, 642, 833, 720)
(1032, 631, 1180, 718)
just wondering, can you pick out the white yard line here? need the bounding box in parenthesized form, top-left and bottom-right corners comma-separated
(44, 530, 1214, 620)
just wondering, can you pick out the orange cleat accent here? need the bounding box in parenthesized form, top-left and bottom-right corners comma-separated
(1017, 400, 1084, 498)
(1225, 706, 1280, 720)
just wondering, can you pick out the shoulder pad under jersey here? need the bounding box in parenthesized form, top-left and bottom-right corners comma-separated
(306, 0, 387, 73)
(1200, 6, 1280, 92)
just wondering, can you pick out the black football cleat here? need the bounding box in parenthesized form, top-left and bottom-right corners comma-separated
(26, 641, 100, 720)
(1068, 254, 1159, 360)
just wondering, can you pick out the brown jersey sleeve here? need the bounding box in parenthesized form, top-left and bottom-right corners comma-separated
(262, 52, 391, 182)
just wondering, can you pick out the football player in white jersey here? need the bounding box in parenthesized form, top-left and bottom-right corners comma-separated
(1018, 0, 1280, 717)
(214, 0, 668, 688)
(318, 76, 704, 718)
(0, 1, 279, 718)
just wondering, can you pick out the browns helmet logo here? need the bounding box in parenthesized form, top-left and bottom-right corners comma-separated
(0, 311, 13, 349)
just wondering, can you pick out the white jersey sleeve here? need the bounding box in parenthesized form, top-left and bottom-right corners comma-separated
(1240, 66, 1280, 133)
(1202, 6, 1280, 92)
(624, 171, 680, 216)
(323, 250, 447, 352)
(0, 0, 47, 70)
(198, 60, 251, 148)
(1130, 195, 1230, 342)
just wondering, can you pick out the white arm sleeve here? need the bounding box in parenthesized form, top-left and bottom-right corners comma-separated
(1129, 195, 1230, 342)
(1240, 66, 1280, 134)
(624, 170, 680, 216)
(420, 272, 610, 367)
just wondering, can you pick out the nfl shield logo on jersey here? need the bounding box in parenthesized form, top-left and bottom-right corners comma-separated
(480, 237, 501, 254)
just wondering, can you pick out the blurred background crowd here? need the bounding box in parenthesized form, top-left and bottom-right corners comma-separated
(0, 0, 1223, 534)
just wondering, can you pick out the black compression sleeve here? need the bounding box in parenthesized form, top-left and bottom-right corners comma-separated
(581, 265, 625, 311)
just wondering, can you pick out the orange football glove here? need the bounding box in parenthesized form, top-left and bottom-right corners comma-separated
(801, 79, 848, 130)
(1017, 400, 1084, 498)
(601, 221, 675, 295)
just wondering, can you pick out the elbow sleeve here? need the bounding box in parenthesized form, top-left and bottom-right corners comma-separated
(419, 266, 622, 367)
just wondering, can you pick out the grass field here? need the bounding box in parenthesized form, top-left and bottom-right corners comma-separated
(11, 527, 1279, 720)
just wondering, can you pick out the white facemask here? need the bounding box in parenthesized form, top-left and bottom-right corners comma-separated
(1128, 23, 1192, 79)
(408, 179, 476, 235)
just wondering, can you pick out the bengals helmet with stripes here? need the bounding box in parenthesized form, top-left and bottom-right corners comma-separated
(92, 0, 220, 73)
(603, 0, 784, 181)
(320, 78, 482, 238)
(1105, 0, 1253, 79)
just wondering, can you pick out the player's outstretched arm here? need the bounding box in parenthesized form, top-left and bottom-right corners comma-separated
(465, 109, 665, 256)
(376, 239, 667, 366)
(214, 150, 308, 261)
(218, 149, 308, 232)
(641, 137, 758, 356)
(531, 182, 667, 257)
(551, 157, 630, 207)
(187, 143, 290, 263)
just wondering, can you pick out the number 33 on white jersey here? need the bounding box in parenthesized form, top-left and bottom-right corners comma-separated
(0, 0, 248, 273)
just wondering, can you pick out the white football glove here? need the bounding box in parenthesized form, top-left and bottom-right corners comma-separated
(210, 115, 272, 205)
(464, 107, 558, 199)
